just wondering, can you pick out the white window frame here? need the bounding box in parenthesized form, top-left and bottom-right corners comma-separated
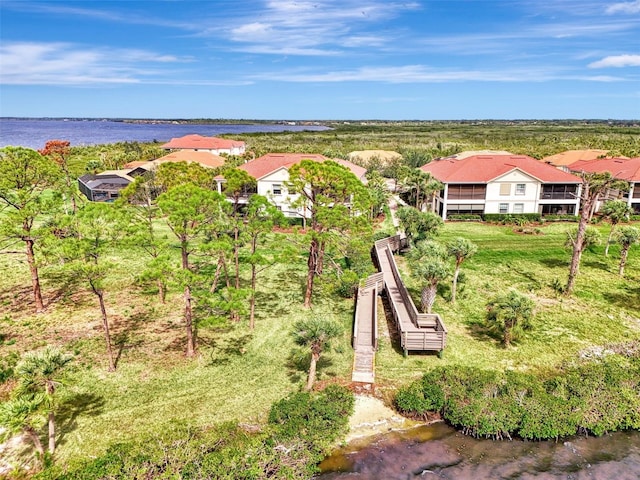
(515, 184, 526, 195)
(513, 203, 524, 214)
(272, 184, 282, 195)
(499, 203, 509, 214)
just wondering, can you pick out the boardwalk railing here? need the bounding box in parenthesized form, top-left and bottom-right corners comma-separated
(375, 239, 447, 356)
(351, 235, 447, 383)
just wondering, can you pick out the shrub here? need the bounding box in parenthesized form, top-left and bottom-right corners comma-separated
(394, 379, 444, 417)
(446, 214, 482, 221)
(393, 355, 640, 442)
(482, 213, 541, 223)
(37, 387, 354, 480)
(268, 385, 353, 450)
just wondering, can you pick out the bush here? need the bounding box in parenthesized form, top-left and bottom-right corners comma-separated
(37, 387, 354, 480)
(395, 379, 444, 417)
(545, 214, 579, 222)
(482, 213, 541, 224)
(446, 214, 482, 221)
(268, 385, 354, 450)
(393, 354, 640, 441)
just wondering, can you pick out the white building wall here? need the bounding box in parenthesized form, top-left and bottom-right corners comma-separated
(185, 146, 245, 155)
(258, 169, 307, 218)
(485, 170, 540, 214)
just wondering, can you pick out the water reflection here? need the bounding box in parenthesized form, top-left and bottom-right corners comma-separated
(319, 422, 640, 479)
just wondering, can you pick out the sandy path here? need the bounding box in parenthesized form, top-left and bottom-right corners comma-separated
(346, 395, 417, 442)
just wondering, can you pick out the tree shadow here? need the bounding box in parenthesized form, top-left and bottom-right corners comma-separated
(379, 293, 406, 356)
(539, 258, 568, 269)
(111, 311, 154, 367)
(602, 284, 640, 310)
(56, 392, 105, 448)
(253, 290, 294, 320)
(465, 320, 503, 345)
(204, 330, 254, 366)
(582, 259, 612, 272)
(113, 331, 144, 369)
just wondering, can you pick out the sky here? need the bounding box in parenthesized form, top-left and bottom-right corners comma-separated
(0, 0, 639, 120)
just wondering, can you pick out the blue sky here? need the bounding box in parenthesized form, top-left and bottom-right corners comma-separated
(0, 0, 639, 119)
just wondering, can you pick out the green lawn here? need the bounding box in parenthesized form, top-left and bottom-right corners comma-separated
(1, 220, 639, 465)
(0, 231, 355, 462)
(375, 221, 640, 389)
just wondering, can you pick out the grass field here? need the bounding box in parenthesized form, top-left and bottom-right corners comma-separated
(375, 221, 640, 393)
(1, 218, 639, 465)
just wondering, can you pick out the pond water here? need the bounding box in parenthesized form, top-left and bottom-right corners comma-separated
(319, 422, 640, 479)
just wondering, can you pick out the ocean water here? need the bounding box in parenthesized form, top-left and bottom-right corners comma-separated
(0, 118, 330, 149)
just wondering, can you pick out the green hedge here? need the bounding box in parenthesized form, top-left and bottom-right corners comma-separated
(482, 213, 541, 223)
(446, 214, 483, 221)
(37, 385, 354, 480)
(541, 214, 579, 222)
(394, 352, 640, 441)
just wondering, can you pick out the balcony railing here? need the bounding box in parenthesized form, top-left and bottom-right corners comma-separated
(540, 192, 576, 200)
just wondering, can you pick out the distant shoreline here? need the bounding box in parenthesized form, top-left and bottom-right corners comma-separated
(1, 117, 638, 127)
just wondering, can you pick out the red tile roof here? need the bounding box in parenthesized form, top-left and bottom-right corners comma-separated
(420, 154, 581, 183)
(238, 153, 328, 180)
(237, 153, 366, 182)
(334, 158, 367, 180)
(568, 157, 640, 182)
(161, 134, 245, 150)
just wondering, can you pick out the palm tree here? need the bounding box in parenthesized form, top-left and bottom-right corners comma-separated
(292, 317, 342, 391)
(16, 347, 73, 454)
(486, 290, 535, 346)
(0, 396, 46, 460)
(414, 260, 450, 314)
(616, 226, 640, 277)
(601, 200, 633, 256)
(409, 241, 449, 313)
(564, 226, 601, 289)
(447, 237, 477, 303)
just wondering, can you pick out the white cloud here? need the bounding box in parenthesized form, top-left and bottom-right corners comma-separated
(221, 1, 419, 55)
(606, 1, 640, 14)
(588, 54, 640, 68)
(252, 64, 629, 83)
(253, 65, 539, 83)
(0, 42, 186, 85)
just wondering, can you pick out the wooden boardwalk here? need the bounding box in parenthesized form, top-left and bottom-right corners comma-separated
(352, 235, 447, 383)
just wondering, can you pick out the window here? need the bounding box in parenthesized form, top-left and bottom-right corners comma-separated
(513, 203, 524, 214)
(272, 184, 282, 195)
(499, 183, 511, 196)
(515, 184, 526, 195)
(447, 184, 486, 200)
(499, 203, 509, 214)
(541, 184, 578, 200)
(541, 204, 576, 215)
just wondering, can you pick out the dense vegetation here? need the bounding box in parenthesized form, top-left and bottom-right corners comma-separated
(36, 385, 353, 479)
(1, 122, 639, 477)
(232, 121, 640, 160)
(394, 350, 640, 440)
